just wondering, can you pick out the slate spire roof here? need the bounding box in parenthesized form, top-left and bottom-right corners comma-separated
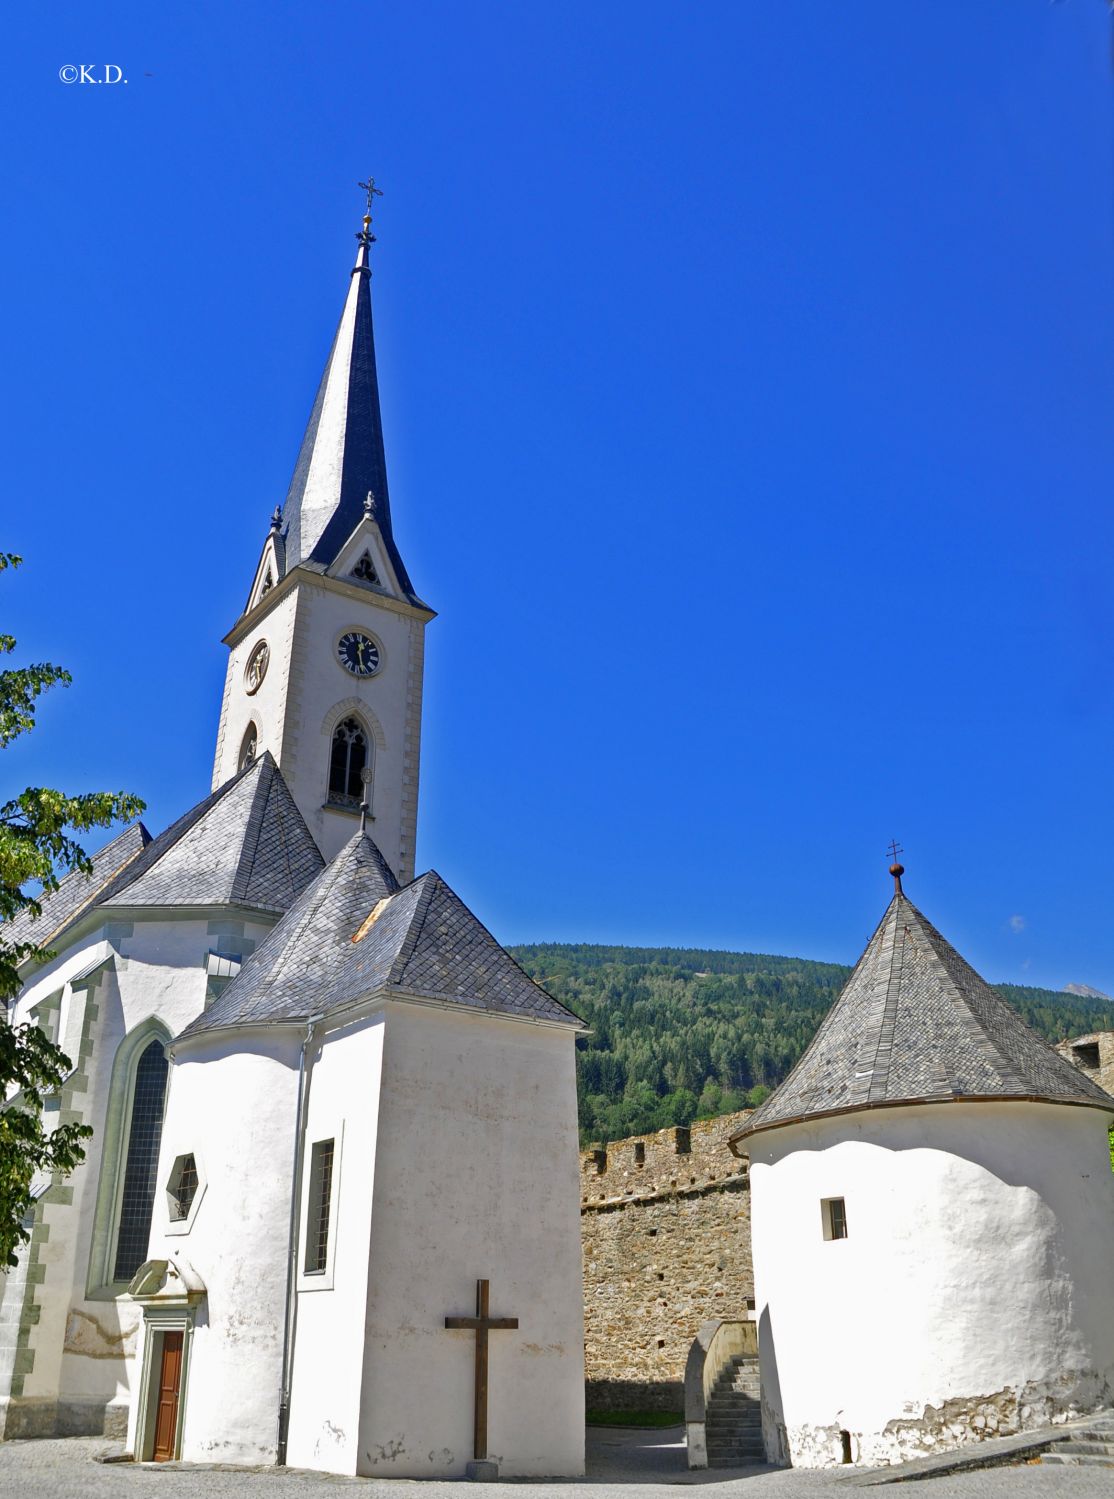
(178, 829, 585, 1040)
(731, 875, 1114, 1145)
(276, 228, 420, 604)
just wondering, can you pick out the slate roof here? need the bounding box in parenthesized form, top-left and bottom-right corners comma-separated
(5, 757, 325, 972)
(730, 884, 1114, 1144)
(4, 822, 151, 956)
(179, 830, 585, 1039)
(101, 752, 324, 914)
(276, 237, 423, 606)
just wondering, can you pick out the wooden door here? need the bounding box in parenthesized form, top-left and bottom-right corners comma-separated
(151, 1331, 183, 1462)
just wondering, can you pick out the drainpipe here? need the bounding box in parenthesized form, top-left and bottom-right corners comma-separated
(277, 1014, 322, 1466)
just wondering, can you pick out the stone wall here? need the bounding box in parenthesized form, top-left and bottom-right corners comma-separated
(1055, 1032, 1114, 1099)
(580, 1112, 753, 1413)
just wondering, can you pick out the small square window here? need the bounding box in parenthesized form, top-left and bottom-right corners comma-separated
(821, 1196, 848, 1241)
(1072, 1042, 1101, 1071)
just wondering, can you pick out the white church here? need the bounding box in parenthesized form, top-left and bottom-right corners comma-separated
(5, 194, 1114, 1480)
(0, 203, 587, 1476)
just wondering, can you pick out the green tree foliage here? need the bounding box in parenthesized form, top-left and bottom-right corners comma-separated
(509, 942, 1114, 1147)
(0, 554, 144, 1265)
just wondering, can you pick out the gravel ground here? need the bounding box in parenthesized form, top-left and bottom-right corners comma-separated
(0, 1430, 1108, 1499)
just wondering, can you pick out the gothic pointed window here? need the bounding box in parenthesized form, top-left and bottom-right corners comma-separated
(239, 725, 258, 771)
(351, 552, 379, 585)
(328, 717, 369, 808)
(113, 1040, 169, 1282)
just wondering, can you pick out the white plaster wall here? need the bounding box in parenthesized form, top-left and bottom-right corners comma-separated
(141, 1031, 302, 1465)
(212, 576, 426, 875)
(8, 914, 271, 1421)
(749, 1101, 1114, 1468)
(285, 1013, 386, 1472)
(212, 590, 299, 791)
(355, 1003, 585, 1478)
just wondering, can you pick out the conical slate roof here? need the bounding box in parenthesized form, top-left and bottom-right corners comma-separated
(277, 235, 421, 604)
(100, 752, 324, 915)
(731, 880, 1114, 1144)
(178, 832, 585, 1039)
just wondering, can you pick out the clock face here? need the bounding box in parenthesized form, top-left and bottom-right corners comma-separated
(244, 640, 270, 694)
(336, 631, 381, 678)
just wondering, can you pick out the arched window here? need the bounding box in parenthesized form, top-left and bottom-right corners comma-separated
(239, 724, 258, 771)
(328, 717, 369, 807)
(112, 1040, 169, 1282)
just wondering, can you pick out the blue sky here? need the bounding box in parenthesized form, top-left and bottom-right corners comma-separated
(5, 2, 1114, 991)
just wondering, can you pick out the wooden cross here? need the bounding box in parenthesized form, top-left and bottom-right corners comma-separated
(444, 1278, 519, 1461)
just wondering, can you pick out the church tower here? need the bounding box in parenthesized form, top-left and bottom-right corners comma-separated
(212, 192, 433, 875)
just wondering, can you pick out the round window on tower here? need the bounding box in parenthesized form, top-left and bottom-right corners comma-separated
(244, 640, 270, 695)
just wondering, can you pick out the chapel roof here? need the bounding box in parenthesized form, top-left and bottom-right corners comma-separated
(273, 230, 424, 607)
(100, 752, 324, 914)
(6, 756, 326, 972)
(178, 829, 585, 1039)
(730, 872, 1114, 1145)
(3, 822, 152, 957)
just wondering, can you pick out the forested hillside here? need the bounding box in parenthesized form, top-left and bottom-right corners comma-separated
(507, 943, 1113, 1145)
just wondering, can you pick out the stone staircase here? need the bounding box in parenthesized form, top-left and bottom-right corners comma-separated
(704, 1354, 765, 1467)
(1041, 1413, 1114, 1468)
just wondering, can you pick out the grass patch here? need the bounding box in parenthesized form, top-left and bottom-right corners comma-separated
(586, 1409, 683, 1428)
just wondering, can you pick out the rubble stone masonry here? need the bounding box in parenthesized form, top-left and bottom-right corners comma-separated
(580, 1112, 753, 1413)
(1055, 1031, 1114, 1098)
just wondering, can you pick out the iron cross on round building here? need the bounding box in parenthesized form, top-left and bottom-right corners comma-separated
(444, 1278, 519, 1475)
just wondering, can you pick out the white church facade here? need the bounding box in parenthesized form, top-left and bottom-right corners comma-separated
(732, 862, 1114, 1468)
(0, 203, 587, 1477)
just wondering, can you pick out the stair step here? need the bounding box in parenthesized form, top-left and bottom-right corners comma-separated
(1041, 1453, 1114, 1467)
(1049, 1441, 1114, 1457)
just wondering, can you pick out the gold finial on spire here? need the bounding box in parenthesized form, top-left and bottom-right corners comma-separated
(356, 177, 383, 247)
(887, 840, 905, 895)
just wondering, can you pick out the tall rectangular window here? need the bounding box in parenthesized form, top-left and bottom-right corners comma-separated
(821, 1196, 848, 1241)
(304, 1139, 335, 1274)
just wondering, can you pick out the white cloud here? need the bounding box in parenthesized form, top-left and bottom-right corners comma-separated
(1008, 914, 1026, 934)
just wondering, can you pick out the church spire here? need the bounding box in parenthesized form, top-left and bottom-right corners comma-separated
(277, 182, 419, 603)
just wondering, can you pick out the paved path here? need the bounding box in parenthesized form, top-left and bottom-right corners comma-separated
(0, 1430, 1109, 1498)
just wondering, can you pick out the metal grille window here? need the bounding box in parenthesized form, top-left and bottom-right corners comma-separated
(170, 1154, 200, 1221)
(304, 1139, 335, 1274)
(113, 1040, 169, 1281)
(328, 718, 368, 807)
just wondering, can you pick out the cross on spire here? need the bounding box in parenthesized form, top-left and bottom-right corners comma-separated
(357, 177, 383, 245)
(887, 840, 905, 895)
